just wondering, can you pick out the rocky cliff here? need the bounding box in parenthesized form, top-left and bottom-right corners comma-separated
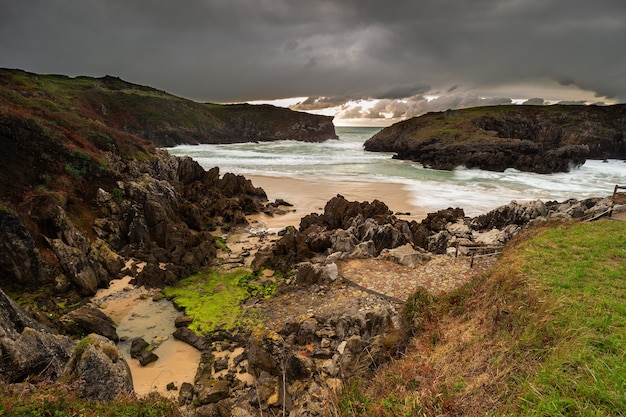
(0, 68, 311, 399)
(0, 68, 337, 148)
(364, 105, 626, 173)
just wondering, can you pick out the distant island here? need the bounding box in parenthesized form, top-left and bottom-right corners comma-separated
(364, 105, 626, 173)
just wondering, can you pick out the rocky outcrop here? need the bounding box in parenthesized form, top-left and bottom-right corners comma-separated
(0, 209, 45, 286)
(0, 289, 133, 401)
(0, 288, 73, 383)
(93, 151, 268, 288)
(63, 334, 134, 401)
(364, 105, 626, 173)
(254, 194, 620, 273)
(130, 337, 159, 366)
(60, 305, 119, 343)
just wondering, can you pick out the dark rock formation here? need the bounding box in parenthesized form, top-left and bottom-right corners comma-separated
(364, 105, 626, 173)
(129, 337, 159, 366)
(0, 289, 133, 400)
(0, 209, 45, 286)
(173, 326, 207, 351)
(63, 334, 134, 400)
(60, 305, 119, 342)
(0, 288, 73, 383)
(255, 193, 620, 273)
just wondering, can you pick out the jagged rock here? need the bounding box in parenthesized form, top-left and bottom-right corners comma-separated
(60, 306, 119, 342)
(1, 327, 75, 383)
(48, 238, 99, 295)
(470, 200, 547, 231)
(63, 334, 134, 401)
(195, 378, 231, 405)
(330, 229, 358, 253)
(428, 230, 453, 254)
(87, 238, 124, 287)
(348, 240, 377, 258)
(255, 196, 411, 273)
(381, 244, 431, 267)
(173, 326, 206, 351)
(0, 210, 45, 286)
(0, 288, 73, 383)
(179, 381, 195, 406)
(294, 262, 339, 286)
(175, 315, 194, 328)
(129, 337, 159, 366)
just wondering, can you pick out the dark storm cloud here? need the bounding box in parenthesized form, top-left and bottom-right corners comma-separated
(1, 0, 625, 111)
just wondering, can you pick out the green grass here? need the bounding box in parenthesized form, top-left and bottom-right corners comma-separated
(512, 221, 626, 416)
(163, 268, 279, 335)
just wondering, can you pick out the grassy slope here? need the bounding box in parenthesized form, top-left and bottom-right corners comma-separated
(369, 104, 626, 151)
(333, 220, 626, 416)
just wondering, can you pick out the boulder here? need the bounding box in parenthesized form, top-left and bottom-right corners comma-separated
(173, 326, 206, 351)
(60, 306, 119, 342)
(129, 337, 159, 366)
(63, 334, 134, 400)
(381, 244, 431, 267)
(195, 378, 231, 405)
(294, 262, 339, 286)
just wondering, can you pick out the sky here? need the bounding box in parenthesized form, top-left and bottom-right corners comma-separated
(1, 0, 625, 126)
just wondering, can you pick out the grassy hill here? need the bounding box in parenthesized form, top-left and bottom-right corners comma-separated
(332, 219, 626, 416)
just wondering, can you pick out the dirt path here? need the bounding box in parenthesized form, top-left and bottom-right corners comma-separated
(338, 254, 497, 301)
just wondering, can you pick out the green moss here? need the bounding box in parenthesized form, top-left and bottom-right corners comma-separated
(214, 236, 229, 251)
(164, 268, 258, 335)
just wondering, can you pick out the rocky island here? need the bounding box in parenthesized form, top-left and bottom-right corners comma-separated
(364, 104, 626, 173)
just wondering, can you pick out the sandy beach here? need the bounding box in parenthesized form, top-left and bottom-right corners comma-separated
(247, 174, 429, 230)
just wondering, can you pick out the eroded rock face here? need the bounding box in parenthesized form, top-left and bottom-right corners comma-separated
(0, 210, 45, 286)
(0, 290, 133, 401)
(63, 334, 134, 401)
(0, 288, 74, 383)
(92, 152, 268, 287)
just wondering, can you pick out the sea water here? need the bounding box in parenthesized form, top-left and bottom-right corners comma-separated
(168, 126, 626, 216)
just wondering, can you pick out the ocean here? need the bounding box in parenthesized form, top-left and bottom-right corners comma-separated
(167, 126, 626, 216)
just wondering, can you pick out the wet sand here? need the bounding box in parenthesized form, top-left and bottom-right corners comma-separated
(93, 274, 201, 398)
(247, 174, 429, 230)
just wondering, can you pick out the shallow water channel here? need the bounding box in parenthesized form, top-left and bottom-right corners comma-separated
(92, 274, 201, 397)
